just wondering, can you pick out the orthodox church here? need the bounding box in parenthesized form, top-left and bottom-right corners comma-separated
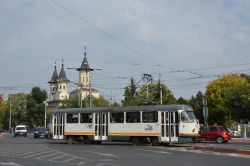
(47, 49, 100, 111)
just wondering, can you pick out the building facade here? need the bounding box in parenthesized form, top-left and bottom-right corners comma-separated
(47, 48, 100, 111)
(47, 62, 70, 112)
(75, 50, 100, 99)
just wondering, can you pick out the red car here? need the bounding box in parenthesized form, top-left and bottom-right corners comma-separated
(198, 125, 231, 143)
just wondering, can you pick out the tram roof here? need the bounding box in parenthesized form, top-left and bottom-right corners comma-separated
(53, 105, 193, 114)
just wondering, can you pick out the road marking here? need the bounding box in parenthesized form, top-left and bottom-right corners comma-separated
(84, 150, 117, 157)
(48, 154, 66, 161)
(60, 157, 78, 163)
(138, 148, 172, 155)
(0, 162, 23, 166)
(35, 152, 59, 159)
(75, 161, 89, 166)
(22, 150, 51, 159)
(136, 153, 166, 159)
(16, 149, 52, 157)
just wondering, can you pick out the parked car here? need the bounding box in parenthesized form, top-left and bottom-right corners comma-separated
(14, 125, 27, 137)
(198, 125, 231, 143)
(227, 128, 241, 138)
(34, 127, 49, 139)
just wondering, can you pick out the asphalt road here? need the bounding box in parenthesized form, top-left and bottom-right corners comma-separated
(0, 133, 249, 166)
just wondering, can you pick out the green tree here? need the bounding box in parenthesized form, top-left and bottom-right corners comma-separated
(0, 102, 10, 129)
(0, 95, 3, 105)
(189, 91, 204, 124)
(122, 77, 138, 106)
(8, 93, 28, 126)
(177, 97, 189, 105)
(26, 87, 47, 128)
(205, 74, 250, 125)
(122, 77, 176, 106)
(60, 94, 82, 108)
(92, 96, 109, 107)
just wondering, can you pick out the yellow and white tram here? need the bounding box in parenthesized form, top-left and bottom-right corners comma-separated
(51, 105, 199, 145)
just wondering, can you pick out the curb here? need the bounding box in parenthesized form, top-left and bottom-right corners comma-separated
(192, 146, 250, 155)
(231, 138, 250, 143)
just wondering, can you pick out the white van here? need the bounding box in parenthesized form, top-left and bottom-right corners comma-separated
(14, 125, 27, 137)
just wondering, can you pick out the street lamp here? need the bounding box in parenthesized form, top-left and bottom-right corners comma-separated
(8, 94, 12, 133)
(44, 100, 48, 128)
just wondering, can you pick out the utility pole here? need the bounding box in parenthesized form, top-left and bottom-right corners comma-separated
(110, 91, 113, 106)
(9, 95, 12, 133)
(202, 96, 209, 131)
(44, 100, 48, 128)
(142, 73, 153, 99)
(159, 73, 163, 105)
(79, 84, 83, 108)
(89, 83, 92, 108)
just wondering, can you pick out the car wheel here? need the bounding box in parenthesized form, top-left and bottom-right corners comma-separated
(216, 136, 224, 143)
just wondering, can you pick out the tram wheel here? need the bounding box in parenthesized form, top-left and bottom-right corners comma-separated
(131, 137, 141, 146)
(67, 136, 75, 144)
(151, 137, 160, 146)
(85, 136, 92, 144)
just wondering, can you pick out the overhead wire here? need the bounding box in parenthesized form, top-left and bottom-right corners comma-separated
(49, 0, 162, 67)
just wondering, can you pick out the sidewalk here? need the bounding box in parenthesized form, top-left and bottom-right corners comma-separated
(190, 138, 250, 155)
(192, 146, 250, 155)
(230, 137, 250, 143)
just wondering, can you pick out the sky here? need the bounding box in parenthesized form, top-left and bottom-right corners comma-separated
(1, 0, 250, 102)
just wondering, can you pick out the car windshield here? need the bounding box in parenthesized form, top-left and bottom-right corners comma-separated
(36, 128, 47, 132)
(16, 127, 26, 130)
(219, 127, 228, 132)
(181, 111, 196, 123)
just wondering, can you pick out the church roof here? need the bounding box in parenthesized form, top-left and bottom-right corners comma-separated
(48, 65, 58, 83)
(77, 51, 93, 71)
(57, 63, 70, 83)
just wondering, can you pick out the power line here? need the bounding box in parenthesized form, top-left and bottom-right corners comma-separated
(49, 0, 162, 67)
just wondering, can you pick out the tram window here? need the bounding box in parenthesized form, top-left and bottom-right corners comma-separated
(110, 113, 124, 123)
(175, 112, 179, 123)
(80, 113, 92, 123)
(67, 113, 79, 123)
(181, 111, 196, 123)
(142, 112, 158, 123)
(126, 112, 140, 123)
(161, 112, 169, 123)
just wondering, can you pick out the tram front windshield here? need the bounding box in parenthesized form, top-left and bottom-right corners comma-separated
(181, 111, 196, 123)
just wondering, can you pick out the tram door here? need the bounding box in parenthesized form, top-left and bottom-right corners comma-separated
(94, 113, 108, 141)
(52, 114, 64, 140)
(161, 111, 178, 143)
